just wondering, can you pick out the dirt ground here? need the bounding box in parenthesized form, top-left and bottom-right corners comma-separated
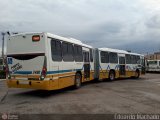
(0, 73, 160, 114)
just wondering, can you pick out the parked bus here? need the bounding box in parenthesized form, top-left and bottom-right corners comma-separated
(94, 48, 145, 81)
(6, 32, 145, 90)
(146, 60, 160, 72)
(6, 32, 94, 90)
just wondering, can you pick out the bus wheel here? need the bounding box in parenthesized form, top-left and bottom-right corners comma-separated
(109, 71, 115, 81)
(74, 73, 82, 89)
(135, 70, 140, 79)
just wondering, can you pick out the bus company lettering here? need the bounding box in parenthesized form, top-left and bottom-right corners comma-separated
(11, 63, 22, 72)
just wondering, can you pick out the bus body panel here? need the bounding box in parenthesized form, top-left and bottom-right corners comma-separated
(7, 33, 45, 55)
(8, 56, 44, 76)
(7, 33, 46, 81)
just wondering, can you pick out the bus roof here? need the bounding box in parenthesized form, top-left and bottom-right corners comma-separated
(99, 48, 144, 56)
(10, 32, 44, 37)
(99, 48, 128, 54)
(10, 32, 93, 49)
(127, 52, 144, 57)
(46, 33, 93, 48)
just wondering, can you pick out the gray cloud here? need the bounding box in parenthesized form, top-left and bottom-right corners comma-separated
(146, 14, 160, 29)
(118, 39, 160, 54)
(0, 0, 160, 54)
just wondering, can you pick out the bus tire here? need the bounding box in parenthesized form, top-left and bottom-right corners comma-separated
(135, 70, 140, 79)
(109, 71, 115, 81)
(74, 73, 82, 89)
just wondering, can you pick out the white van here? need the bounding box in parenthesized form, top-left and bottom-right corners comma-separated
(146, 60, 160, 72)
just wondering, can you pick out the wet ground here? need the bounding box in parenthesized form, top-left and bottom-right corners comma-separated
(0, 73, 160, 114)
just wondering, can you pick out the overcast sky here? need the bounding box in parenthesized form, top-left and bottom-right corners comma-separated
(0, 0, 160, 54)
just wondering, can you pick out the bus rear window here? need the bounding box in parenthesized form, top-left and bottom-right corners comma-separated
(7, 53, 45, 60)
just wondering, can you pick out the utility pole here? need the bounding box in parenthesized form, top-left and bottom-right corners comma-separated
(1, 32, 5, 61)
(1, 32, 5, 72)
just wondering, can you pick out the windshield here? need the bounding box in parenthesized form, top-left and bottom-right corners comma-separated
(148, 61, 157, 65)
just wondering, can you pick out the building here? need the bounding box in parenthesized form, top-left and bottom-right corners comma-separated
(145, 52, 160, 60)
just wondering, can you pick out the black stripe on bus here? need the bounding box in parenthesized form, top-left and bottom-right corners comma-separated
(7, 53, 45, 60)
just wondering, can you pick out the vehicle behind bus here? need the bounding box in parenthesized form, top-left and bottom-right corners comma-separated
(146, 60, 160, 72)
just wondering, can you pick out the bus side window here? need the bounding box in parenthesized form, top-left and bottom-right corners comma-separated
(136, 56, 140, 64)
(131, 55, 136, 64)
(84, 52, 89, 62)
(90, 49, 93, 62)
(126, 54, 131, 64)
(78, 46, 83, 62)
(101, 51, 109, 63)
(68, 43, 74, 61)
(74, 45, 83, 62)
(101, 51, 105, 63)
(62, 42, 74, 62)
(109, 52, 118, 63)
(51, 39, 62, 61)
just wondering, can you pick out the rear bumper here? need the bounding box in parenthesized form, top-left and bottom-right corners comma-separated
(7, 79, 51, 90)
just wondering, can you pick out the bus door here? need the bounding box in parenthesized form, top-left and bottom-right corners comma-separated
(83, 51, 90, 80)
(119, 56, 126, 76)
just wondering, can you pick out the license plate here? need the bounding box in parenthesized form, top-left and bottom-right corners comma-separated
(19, 81, 29, 84)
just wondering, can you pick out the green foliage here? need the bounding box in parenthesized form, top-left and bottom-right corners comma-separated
(0, 70, 6, 79)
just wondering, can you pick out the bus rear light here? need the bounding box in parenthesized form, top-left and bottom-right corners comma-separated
(40, 56, 47, 80)
(42, 67, 47, 75)
(40, 66, 47, 80)
(32, 35, 40, 42)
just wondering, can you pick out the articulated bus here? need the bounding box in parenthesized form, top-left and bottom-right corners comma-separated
(146, 60, 160, 72)
(6, 32, 145, 90)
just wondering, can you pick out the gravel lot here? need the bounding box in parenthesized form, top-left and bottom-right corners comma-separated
(0, 73, 160, 114)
